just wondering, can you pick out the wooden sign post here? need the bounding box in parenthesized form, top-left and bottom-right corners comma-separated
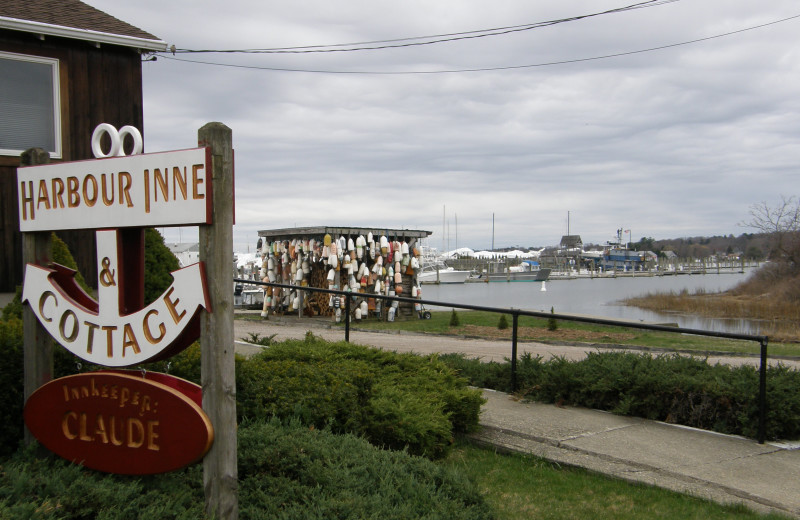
(198, 122, 238, 520)
(20, 147, 53, 446)
(18, 123, 238, 519)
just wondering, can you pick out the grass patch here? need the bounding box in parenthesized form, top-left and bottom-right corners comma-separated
(346, 310, 800, 357)
(442, 441, 791, 519)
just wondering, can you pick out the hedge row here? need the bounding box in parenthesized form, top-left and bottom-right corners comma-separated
(0, 307, 483, 460)
(440, 351, 800, 440)
(0, 419, 493, 520)
(232, 333, 484, 459)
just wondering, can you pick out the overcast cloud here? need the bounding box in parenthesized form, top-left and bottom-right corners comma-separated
(84, 0, 800, 252)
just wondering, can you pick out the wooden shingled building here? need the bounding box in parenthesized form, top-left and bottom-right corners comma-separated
(0, 0, 167, 291)
(257, 227, 432, 320)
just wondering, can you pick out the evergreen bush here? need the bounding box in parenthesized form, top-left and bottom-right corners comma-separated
(143, 228, 181, 305)
(235, 334, 484, 458)
(547, 306, 558, 331)
(440, 351, 800, 441)
(52, 232, 90, 292)
(0, 318, 24, 458)
(0, 420, 494, 519)
(497, 314, 508, 330)
(449, 309, 461, 327)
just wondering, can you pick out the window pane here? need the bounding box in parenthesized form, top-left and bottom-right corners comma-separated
(0, 55, 58, 155)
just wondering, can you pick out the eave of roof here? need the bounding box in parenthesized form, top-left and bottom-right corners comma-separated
(258, 226, 432, 241)
(0, 15, 167, 51)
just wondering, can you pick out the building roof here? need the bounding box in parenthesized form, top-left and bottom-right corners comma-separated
(0, 0, 166, 51)
(258, 226, 432, 242)
(560, 235, 583, 248)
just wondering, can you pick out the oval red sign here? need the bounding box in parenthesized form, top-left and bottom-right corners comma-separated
(25, 372, 214, 475)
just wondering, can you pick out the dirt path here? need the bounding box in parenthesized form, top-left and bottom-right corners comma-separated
(233, 316, 800, 369)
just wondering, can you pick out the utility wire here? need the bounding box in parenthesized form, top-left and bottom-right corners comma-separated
(152, 13, 800, 75)
(172, 0, 679, 54)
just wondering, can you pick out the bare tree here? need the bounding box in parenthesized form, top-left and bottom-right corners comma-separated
(743, 195, 800, 270)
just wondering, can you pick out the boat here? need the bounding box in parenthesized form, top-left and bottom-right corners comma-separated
(417, 261, 471, 284)
(483, 260, 551, 282)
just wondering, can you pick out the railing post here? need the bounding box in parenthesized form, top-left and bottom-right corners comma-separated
(511, 313, 518, 392)
(758, 337, 769, 444)
(344, 295, 351, 343)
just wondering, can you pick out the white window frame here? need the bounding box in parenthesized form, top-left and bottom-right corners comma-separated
(0, 51, 62, 159)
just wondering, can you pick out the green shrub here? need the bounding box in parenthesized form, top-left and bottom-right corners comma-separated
(0, 318, 24, 457)
(235, 335, 484, 458)
(0, 419, 493, 520)
(52, 232, 90, 293)
(144, 228, 181, 305)
(449, 309, 461, 327)
(497, 314, 508, 330)
(0, 444, 206, 518)
(2, 287, 22, 321)
(547, 306, 558, 331)
(238, 418, 494, 520)
(441, 351, 800, 441)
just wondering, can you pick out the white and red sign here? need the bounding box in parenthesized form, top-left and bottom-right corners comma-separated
(17, 147, 211, 232)
(20, 124, 217, 474)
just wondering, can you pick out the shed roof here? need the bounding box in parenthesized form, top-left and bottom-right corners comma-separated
(560, 235, 583, 248)
(258, 226, 432, 242)
(0, 0, 166, 51)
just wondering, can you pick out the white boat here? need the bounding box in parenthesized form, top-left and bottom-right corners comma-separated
(417, 261, 470, 284)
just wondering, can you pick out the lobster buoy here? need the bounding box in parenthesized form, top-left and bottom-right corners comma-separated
(324, 234, 332, 246)
(356, 235, 366, 259)
(355, 307, 362, 320)
(360, 300, 368, 316)
(411, 285, 418, 297)
(380, 236, 389, 255)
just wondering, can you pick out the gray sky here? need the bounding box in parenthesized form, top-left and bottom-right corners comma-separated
(85, 0, 799, 252)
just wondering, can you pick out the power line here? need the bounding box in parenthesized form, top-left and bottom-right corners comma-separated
(172, 0, 679, 54)
(153, 13, 800, 75)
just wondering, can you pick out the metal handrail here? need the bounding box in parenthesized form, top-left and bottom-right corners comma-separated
(234, 278, 771, 443)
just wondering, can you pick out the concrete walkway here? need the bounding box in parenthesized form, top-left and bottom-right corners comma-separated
(235, 316, 800, 517)
(472, 389, 800, 518)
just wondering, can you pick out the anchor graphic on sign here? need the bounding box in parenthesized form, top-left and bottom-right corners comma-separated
(22, 229, 209, 367)
(19, 124, 211, 367)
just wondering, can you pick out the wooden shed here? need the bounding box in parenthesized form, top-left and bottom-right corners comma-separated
(257, 227, 432, 320)
(0, 0, 166, 292)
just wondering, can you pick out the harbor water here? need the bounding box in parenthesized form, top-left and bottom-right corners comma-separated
(419, 270, 760, 335)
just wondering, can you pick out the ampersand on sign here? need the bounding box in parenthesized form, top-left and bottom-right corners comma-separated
(99, 257, 116, 287)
